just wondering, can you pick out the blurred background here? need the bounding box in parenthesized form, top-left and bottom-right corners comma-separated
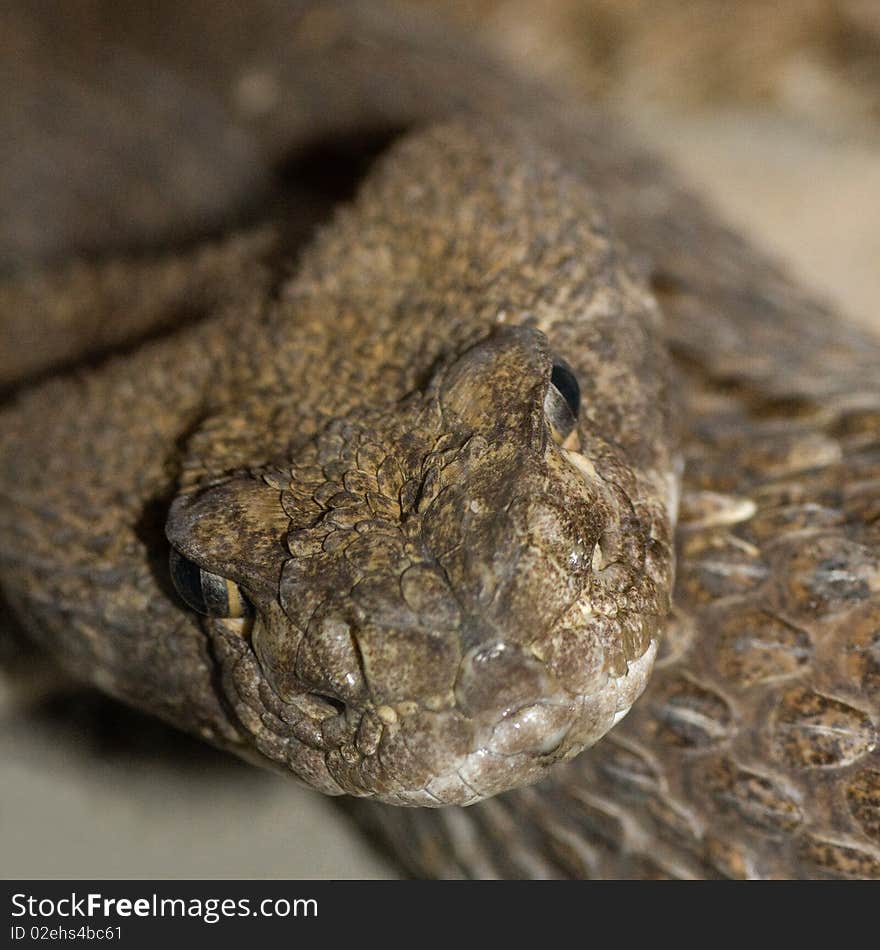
(411, 0, 880, 331)
(2, 0, 879, 878)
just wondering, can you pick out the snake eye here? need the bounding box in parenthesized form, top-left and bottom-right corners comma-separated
(169, 548, 252, 619)
(544, 360, 581, 444)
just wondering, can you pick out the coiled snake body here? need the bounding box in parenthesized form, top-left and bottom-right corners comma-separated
(1, 1, 878, 878)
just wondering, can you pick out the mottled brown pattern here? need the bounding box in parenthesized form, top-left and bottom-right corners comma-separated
(363, 321, 880, 876)
(0, 0, 878, 876)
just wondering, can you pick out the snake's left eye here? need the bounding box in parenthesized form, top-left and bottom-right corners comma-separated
(544, 360, 580, 444)
(169, 548, 253, 619)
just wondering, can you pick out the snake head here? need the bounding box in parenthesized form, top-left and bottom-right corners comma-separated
(166, 325, 675, 805)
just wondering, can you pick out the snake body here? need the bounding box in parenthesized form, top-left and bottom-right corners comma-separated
(1, 1, 879, 877)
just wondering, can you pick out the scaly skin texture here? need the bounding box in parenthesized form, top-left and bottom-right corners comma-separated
(1, 119, 675, 805)
(1, 1, 879, 872)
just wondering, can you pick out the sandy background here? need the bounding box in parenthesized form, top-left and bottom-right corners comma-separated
(2, 1, 879, 879)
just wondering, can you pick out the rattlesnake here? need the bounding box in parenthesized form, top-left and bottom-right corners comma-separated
(1, 1, 878, 878)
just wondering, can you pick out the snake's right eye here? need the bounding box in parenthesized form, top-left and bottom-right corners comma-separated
(544, 360, 581, 445)
(169, 548, 252, 619)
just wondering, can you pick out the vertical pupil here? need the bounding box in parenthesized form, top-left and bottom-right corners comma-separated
(550, 363, 580, 416)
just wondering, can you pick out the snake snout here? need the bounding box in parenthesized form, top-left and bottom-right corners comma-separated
(456, 639, 578, 754)
(455, 640, 565, 722)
